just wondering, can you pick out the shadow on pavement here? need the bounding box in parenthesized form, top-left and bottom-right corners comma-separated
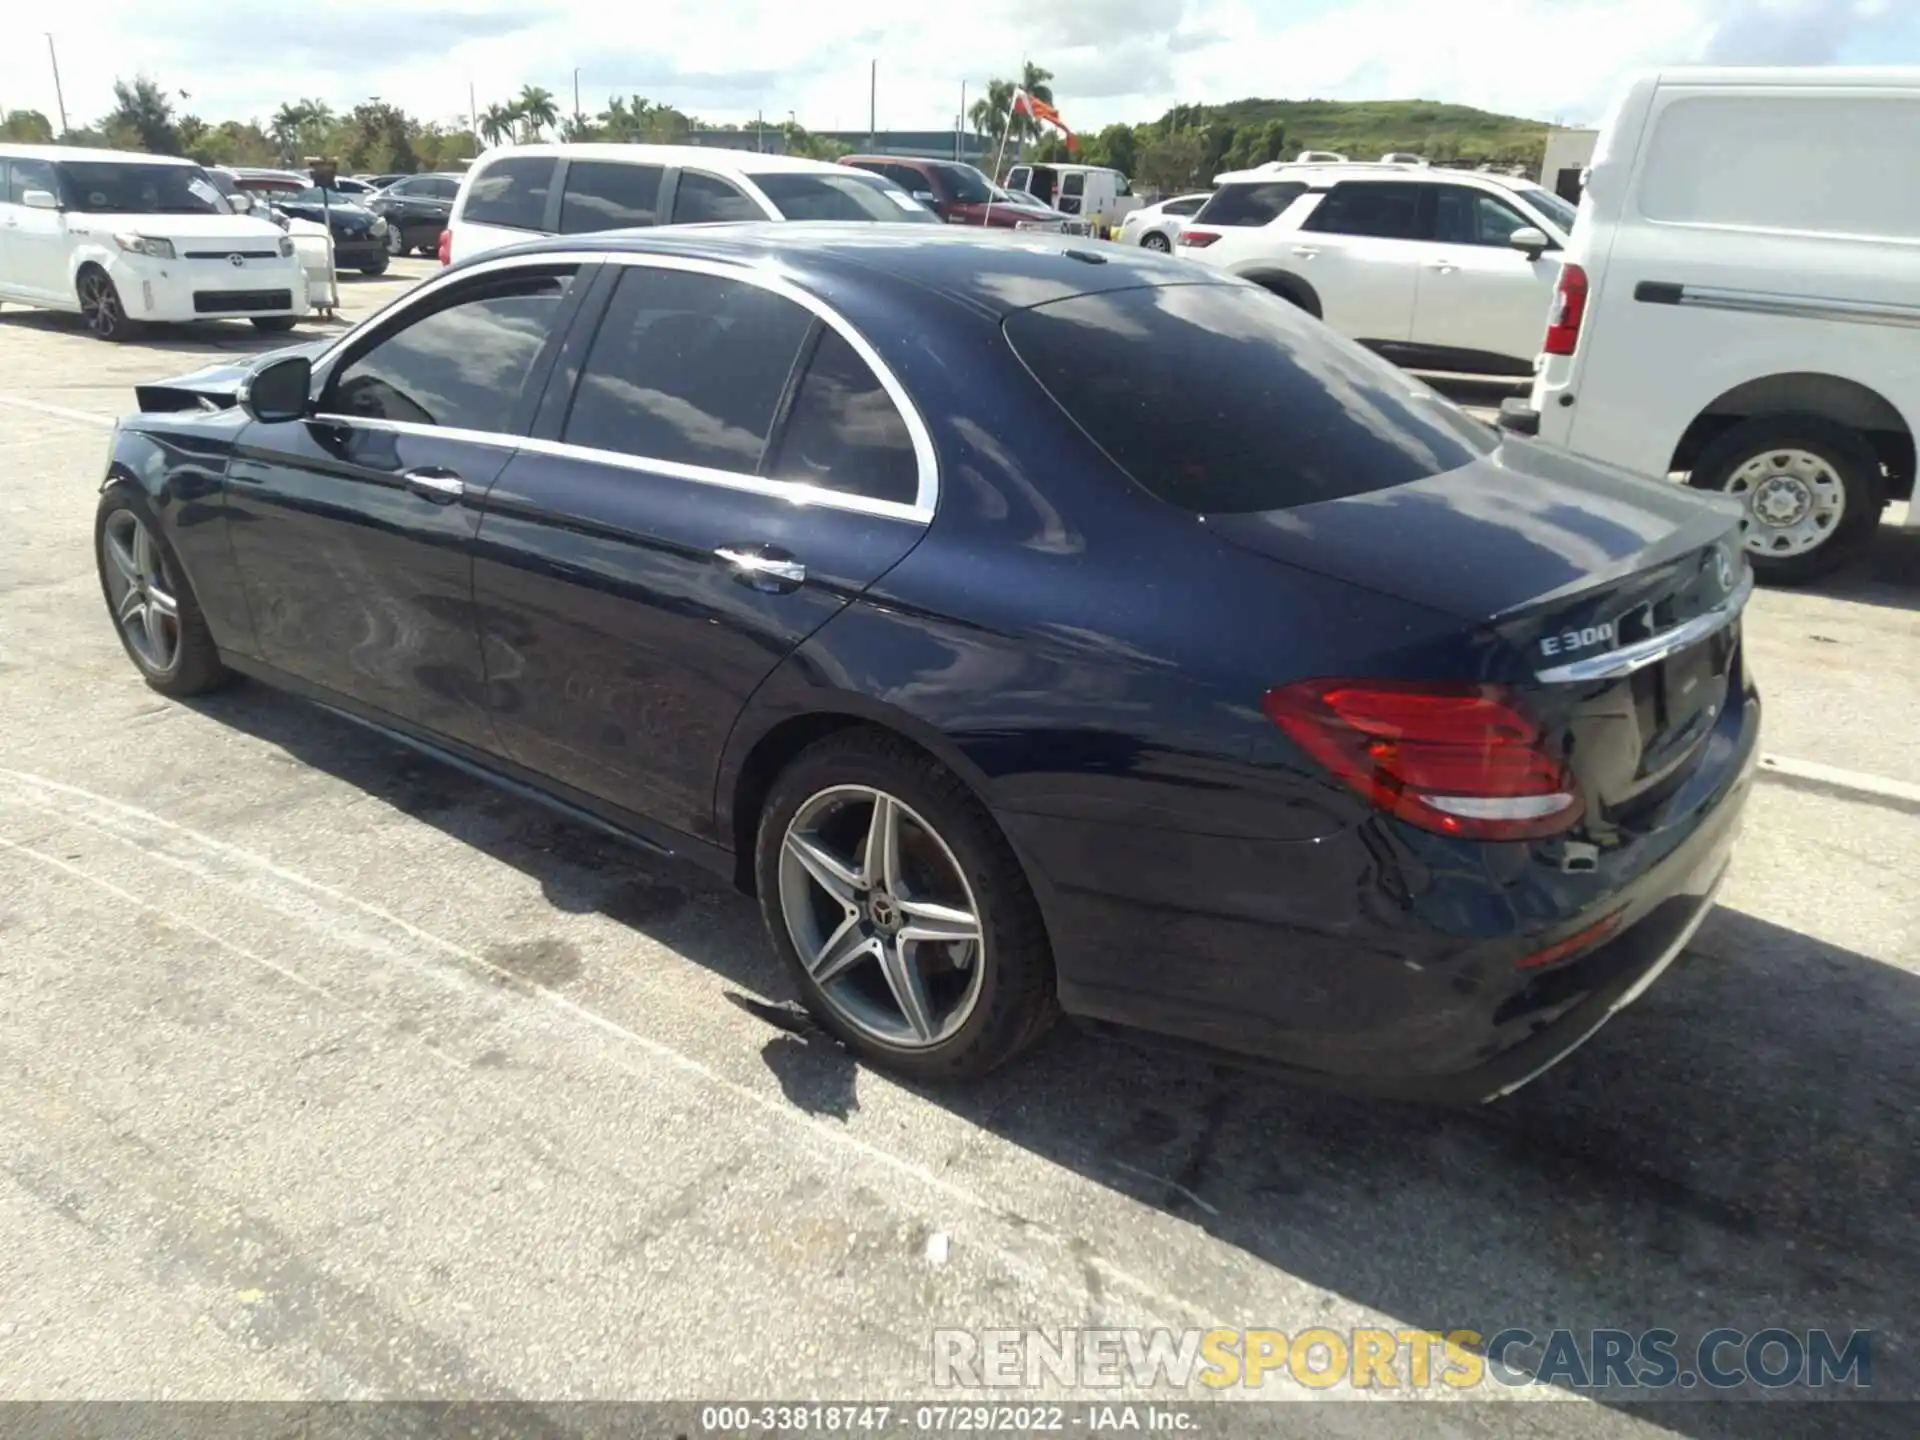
(188, 683, 1918, 1432)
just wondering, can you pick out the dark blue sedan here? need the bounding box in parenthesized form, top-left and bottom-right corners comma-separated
(93, 226, 1758, 1100)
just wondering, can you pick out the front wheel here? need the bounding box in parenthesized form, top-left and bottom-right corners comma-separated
(77, 268, 140, 342)
(384, 227, 405, 256)
(251, 316, 298, 332)
(95, 487, 230, 696)
(1141, 231, 1173, 253)
(360, 253, 390, 276)
(1687, 414, 1883, 585)
(754, 730, 1057, 1081)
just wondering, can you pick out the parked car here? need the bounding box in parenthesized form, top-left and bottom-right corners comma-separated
(205, 167, 336, 310)
(94, 225, 1756, 1098)
(1501, 65, 1920, 584)
(365, 172, 460, 256)
(358, 172, 410, 192)
(0, 145, 306, 340)
(270, 187, 392, 274)
(1116, 192, 1211, 252)
(313, 174, 377, 199)
(1002, 162, 1143, 235)
(988, 181, 1089, 233)
(446, 145, 935, 263)
(1178, 160, 1577, 377)
(839, 156, 1082, 232)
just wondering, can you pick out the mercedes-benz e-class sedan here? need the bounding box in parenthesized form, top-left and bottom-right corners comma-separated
(94, 227, 1758, 1099)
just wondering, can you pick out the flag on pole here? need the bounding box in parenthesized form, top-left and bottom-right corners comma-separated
(1011, 87, 1079, 153)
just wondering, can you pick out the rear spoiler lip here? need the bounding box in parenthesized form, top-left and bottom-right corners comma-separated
(1534, 568, 1754, 684)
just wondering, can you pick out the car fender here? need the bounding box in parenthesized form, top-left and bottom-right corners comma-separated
(64, 234, 132, 296)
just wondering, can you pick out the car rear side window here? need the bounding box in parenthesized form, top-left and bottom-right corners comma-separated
(460, 156, 555, 230)
(768, 330, 918, 505)
(1302, 181, 1430, 239)
(563, 266, 813, 472)
(1193, 181, 1306, 227)
(560, 161, 664, 233)
(327, 268, 576, 432)
(7, 158, 56, 205)
(671, 172, 763, 224)
(1004, 283, 1490, 514)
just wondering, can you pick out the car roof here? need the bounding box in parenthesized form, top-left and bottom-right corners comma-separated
(1211, 160, 1534, 189)
(0, 144, 198, 166)
(1020, 163, 1120, 175)
(458, 223, 1216, 319)
(469, 143, 854, 178)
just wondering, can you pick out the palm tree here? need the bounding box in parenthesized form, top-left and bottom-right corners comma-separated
(479, 102, 519, 148)
(516, 85, 559, 142)
(968, 65, 1058, 151)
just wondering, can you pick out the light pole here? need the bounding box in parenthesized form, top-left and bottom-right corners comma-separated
(45, 33, 68, 136)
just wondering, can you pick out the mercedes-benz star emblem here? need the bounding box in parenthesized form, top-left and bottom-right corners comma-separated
(228, 254, 246, 267)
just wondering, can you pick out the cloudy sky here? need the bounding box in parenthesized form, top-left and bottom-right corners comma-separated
(4, 0, 1915, 137)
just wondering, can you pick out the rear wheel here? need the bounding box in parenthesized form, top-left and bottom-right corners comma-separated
(1687, 414, 1883, 585)
(77, 267, 140, 342)
(95, 487, 230, 696)
(1141, 231, 1172, 253)
(754, 730, 1056, 1081)
(251, 316, 298, 332)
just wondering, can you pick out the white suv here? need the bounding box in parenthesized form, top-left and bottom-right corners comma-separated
(1177, 161, 1576, 376)
(1504, 65, 1920, 584)
(0, 145, 307, 341)
(446, 144, 936, 264)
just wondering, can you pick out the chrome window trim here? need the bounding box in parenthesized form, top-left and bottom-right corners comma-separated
(307, 247, 937, 523)
(1534, 569, 1753, 684)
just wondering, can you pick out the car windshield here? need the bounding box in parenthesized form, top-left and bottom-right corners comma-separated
(756, 172, 939, 223)
(290, 187, 361, 206)
(1520, 186, 1578, 233)
(929, 163, 993, 205)
(59, 162, 231, 215)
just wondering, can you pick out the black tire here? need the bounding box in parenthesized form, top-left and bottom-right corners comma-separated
(1687, 414, 1883, 585)
(76, 266, 142, 342)
(250, 316, 299, 332)
(94, 485, 231, 697)
(1141, 231, 1173, 253)
(1251, 273, 1321, 319)
(754, 728, 1057, 1082)
(360, 253, 390, 276)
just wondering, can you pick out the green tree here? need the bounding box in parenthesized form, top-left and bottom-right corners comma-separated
(515, 85, 558, 141)
(1086, 123, 1137, 176)
(104, 77, 182, 155)
(0, 109, 55, 143)
(1135, 129, 1204, 195)
(479, 102, 519, 147)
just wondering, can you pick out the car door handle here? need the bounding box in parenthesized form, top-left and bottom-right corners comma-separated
(715, 544, 806, 591)
(402, 467, 465, 503)
(1291, 246, 1319, 259)
(1425, 259, 1459, 272)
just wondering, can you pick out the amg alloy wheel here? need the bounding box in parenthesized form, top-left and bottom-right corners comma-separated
(95, 490, 230, 696)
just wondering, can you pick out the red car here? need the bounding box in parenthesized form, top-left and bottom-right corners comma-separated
(838, 156, 1077, 232)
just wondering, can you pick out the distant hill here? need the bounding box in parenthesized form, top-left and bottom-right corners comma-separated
(1155, 97, 1550, 167)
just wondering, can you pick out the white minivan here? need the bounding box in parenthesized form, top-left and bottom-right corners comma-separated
(445, 144, 936, 264)
(0, 145, 307, 340)
(1504, 67, 1920, 583)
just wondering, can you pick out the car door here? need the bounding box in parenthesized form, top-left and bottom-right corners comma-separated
(223, 261, 590, 750)
(1410, 185, 1560, 369)
(1289, 181, 1429, 346)
(473, 259, 932, 841)
(4, 158, 69, 301)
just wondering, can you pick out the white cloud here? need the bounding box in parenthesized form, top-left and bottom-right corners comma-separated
(6, 0, 1914, 139)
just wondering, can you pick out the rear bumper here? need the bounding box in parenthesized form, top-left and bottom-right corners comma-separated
(1032, 680, 1761, 1104)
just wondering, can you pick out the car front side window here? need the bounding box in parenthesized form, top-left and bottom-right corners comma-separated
(670, 172, 765, 225)
(325, 269, 576, 431)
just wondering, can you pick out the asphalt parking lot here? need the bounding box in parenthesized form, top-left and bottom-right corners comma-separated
(1, 258, 1917, 1433)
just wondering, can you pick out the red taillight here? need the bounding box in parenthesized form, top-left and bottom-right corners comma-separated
(437, 229, 451, 265)
(1543, 262, 1587, 356)
(1262, 679, 1578, 841)
(1177, 230, 1220, 248)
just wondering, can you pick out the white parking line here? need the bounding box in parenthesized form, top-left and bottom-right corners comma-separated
(0, 393, 116, 429)
(1758, 754, 1920, 808)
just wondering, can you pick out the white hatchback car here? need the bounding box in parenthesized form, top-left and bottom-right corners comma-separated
(446, 144, 936, 264)
(0, 145, 307, 340)
(1177, 161, 1577, 376)
(1116, 192, 1211, 253)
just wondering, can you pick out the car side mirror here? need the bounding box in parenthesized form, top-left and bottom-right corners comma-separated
(239, 354, 312, 424)
(229, 193, 254, 214)
(21, 189, 58, 211)
(1508, 225, 1551, 260)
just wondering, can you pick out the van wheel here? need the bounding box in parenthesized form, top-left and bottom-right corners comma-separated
(1688, 414, 1883, 585)
(754, 729, 1057, 1082)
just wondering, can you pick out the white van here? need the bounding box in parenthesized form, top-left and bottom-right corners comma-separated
(1503, 67, 1920, 583)
(1002, 162, 1142, 235)
(445, 144, 935, 264)
(0, 145, 307, 340)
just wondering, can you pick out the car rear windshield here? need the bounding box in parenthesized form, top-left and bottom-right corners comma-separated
(757, 172, 938, 223)
(1192, 181, 1307, 227)
(290, 187, 362, 206)
(59, 162, 230, 215)
(1003, 282, 1492, 514)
